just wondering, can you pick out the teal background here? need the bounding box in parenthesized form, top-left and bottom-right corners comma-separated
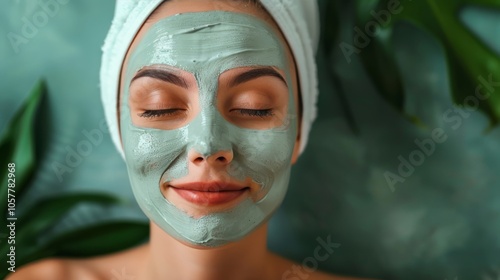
(1, 0, 500, 279)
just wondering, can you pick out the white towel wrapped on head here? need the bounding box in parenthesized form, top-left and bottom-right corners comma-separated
(100, 0, 320, 157)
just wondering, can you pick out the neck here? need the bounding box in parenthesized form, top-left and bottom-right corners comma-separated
(142, 222, 275, 280)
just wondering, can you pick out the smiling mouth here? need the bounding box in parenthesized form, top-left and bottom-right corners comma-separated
(168, 182, 251, 206)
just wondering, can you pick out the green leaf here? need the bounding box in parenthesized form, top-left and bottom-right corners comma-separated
(42, 221, 149, 257)
(359, 29, 406, 111)
(0, 80, 45, 213)
(0, 193, 124, 275)
(355, 0, 406, 113)
(18, 193, 122, 237)
(427, 1, 500, 127)
(357, 0, 500, 127)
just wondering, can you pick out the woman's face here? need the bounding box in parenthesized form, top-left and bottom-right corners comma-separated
(119, 0, 301, 247)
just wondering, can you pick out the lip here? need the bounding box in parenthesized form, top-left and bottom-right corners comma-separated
(169, 182, 250, 206)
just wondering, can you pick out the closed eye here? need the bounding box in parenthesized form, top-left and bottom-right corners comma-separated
(139, 109, 185, 119)
(232, 109, 274, 118)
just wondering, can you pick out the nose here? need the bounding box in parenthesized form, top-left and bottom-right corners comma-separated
(188, 103, 233, 167)
(187, 120, 233, 167)
(189, 149, 233, 166)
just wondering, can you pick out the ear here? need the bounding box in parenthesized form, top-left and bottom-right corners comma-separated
(291, 127, 301, 165)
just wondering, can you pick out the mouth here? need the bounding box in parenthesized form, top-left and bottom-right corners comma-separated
(168, 182, 250, 206)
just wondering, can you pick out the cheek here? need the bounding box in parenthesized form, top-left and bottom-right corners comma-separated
(229, 128, 296, 181)
(119, 77, 185, 176)
(120, 104, 189, 182)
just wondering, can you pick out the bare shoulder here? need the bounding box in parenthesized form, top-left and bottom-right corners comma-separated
(6, 258, 93, 280)
(270, 253, 378, 280)
(6, 244, 149, 280)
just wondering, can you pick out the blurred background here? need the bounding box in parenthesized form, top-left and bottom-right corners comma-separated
(1, 0, 499, 279)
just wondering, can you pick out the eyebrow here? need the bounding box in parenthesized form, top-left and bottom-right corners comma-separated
(229, 67, 287, 88)
(131, 68, 189, 89)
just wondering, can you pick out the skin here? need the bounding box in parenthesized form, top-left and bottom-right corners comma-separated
(8, 1, 378, 279)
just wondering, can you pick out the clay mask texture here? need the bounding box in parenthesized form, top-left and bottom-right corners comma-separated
(121, 11, 298, 247)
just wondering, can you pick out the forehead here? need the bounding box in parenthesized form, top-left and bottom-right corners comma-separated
(126, 11, 288, 80)
(120, 0, 295, 82)
(135, 0, 282, 47)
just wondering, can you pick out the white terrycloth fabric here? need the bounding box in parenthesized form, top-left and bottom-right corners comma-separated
(100, 0, 320, 158)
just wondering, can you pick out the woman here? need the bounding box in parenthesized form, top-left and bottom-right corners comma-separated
(10, 0, 375, 279)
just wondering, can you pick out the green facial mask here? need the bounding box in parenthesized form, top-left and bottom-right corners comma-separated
(121, 11, 298, 247)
